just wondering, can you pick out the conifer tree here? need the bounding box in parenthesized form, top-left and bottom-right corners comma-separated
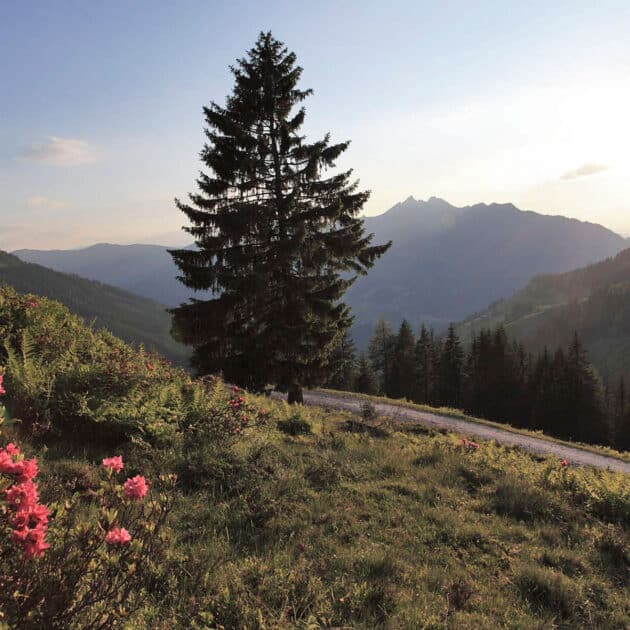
(170, 33, 390, 402)
(430, 334, 444, 405)
(387, 320, 416, 399)
(325, 331, 357, 391)
(438, 324, 464, 407)
(368, 317, 394, 393)
(528, 347, 553, 431)
(414, 324, 434, 404)
(565, 333, 607, 443)
(612, 377, 630, 449)
(355, 353, 378, 395)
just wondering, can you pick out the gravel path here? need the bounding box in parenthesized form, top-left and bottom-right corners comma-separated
(274, 390, 630, 474)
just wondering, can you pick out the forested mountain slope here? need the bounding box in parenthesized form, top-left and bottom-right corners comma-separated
(0, 251, 189, 365)
(349, 197, 627, 343)
(14, 243, 197, 306)
(458, 248, 630, 381)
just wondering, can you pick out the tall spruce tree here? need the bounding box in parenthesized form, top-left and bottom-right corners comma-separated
(355, 353, 378, 395)
(170, 33, 390, 402)
(565, 333, 607, 443)
(368, 317, 394, 394)
(438, 324, 464, 407)
(325, 331, 357, 391)
(414, 324, 434, 404)
(387, 320, 416, 399)
(613, 377, 630, 449)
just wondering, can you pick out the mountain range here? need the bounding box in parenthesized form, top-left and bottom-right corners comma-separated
(0, 251, 189, 366)
(14, 197, 629, 347)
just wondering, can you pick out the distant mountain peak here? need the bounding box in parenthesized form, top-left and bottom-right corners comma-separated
(426, 196, 450, 205)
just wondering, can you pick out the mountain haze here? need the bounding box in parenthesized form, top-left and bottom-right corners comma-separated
(0, 251, 189, 366)
(14, 243, 197, 306)
(15, 198, 628, 346)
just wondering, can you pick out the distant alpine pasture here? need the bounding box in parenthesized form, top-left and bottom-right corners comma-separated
(15, 198, 628, 347)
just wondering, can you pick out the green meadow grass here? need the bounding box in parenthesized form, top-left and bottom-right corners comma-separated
(1, 287, 628, 628)
(35, 400, 630, 628)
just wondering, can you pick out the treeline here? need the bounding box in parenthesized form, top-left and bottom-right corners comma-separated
(326, 319, 630, 450)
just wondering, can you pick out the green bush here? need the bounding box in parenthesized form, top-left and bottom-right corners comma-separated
(277, 411, 312, 436)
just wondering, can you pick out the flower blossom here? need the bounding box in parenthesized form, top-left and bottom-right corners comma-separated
(12, 523, 50, 558)
(0, 387, 48, 559)
(5, 479, 40, 509)
(0, 374, 5, 396)
(3, 477, 49, 558)
(0, 445, 38, 481)
(123, 475, 149, 499)
(102, 455, 124, 473)
(105, 527, 132, 546)
(5, 443, 20, 456)
(561, 459, 568, 467)
(461, 438, 480, 450)
(9, 458, 39, 482)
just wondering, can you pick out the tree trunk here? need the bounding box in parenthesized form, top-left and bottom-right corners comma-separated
(287, 384, 303, 405)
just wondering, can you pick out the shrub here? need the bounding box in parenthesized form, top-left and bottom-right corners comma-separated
(1, 371, 175, 628)
(445, 577, 474, 612)
(1, 449, 175, 627)
(277, 411, 312, 436)
(360, 401, 377, 423)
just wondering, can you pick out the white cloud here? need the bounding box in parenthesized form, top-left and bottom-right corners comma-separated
(560, 163, 609, 181)
(25, 196, 69, 210)
(19, 136, 97, 166)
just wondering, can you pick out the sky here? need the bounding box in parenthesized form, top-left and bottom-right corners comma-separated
(2, 0, 630, 251)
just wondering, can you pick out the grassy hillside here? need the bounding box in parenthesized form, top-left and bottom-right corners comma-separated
(0, 251, 189, 366)
(459, 248, 630, 381)
(0, 286, 628, 628)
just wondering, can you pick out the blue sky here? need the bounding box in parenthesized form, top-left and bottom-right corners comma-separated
(2, 0, 630, 250)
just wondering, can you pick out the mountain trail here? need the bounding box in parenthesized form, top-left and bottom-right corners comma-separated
(274, 390, 630, 473)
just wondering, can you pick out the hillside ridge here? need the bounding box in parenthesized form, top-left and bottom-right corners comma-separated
(0, 250, 189, 365)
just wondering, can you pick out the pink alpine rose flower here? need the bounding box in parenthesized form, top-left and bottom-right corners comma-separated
(5, 443, 20, 456)
(123, 475, 149, 499)
(101, 455, 124, 473)
(10, 458, 39, 482)
(0, 450, 14, 475)
(12, 523, 50, 558)
(0, 374, 5, 396)
(5, 480, 40, 510)
(105, 527, 132, 546)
